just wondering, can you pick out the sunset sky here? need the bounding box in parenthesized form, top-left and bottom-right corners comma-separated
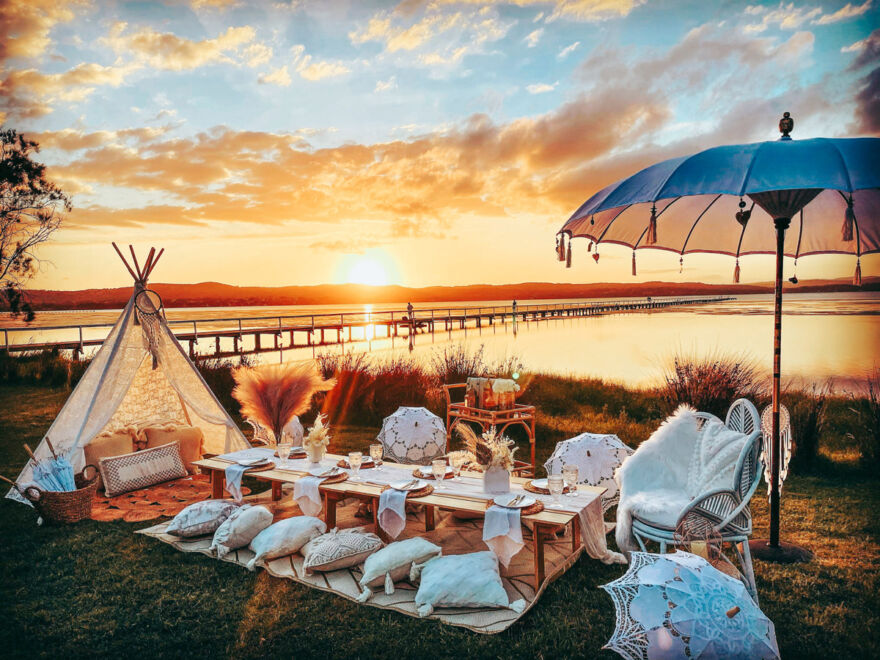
(1, 0, 878, 291)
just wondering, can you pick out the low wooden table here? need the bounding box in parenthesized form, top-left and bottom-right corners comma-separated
(195, 454, 603, 590)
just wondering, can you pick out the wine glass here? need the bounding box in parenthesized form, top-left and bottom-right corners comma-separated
(277, 441, 292, 469)
(450, 453, 465, 481)
(548, 474, 565, 507)
(562, 464, 579, 496)
(432, 458, 447, 488)
(369, 443, 383, 466)
(348, 451, 363, 481)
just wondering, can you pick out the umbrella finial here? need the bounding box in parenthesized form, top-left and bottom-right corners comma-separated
(779, 111, 794, 140)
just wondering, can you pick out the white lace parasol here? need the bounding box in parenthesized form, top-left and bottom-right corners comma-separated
(544, 433, 633, 512)
(601, 551, 779, 660)
(377, 407, 446, 465)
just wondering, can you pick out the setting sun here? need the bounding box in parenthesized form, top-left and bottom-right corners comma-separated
(338, 253, 395, 286)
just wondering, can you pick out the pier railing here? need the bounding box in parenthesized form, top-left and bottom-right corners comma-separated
(1, 296, 734, 357)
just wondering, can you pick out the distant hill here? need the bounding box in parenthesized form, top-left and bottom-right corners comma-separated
(9, 276, 878, 311)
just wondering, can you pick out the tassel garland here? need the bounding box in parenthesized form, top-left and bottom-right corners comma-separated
(566, 240, 572, 268)
(842, 197, 855, 242)
(854, 259, 862, 286)
(646, 204, 657, 245)
(632, 252, 637, 277)
(734, 259, 740, 283)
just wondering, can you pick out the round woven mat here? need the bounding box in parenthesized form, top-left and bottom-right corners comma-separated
(274, 449, 307, 459)
(411, 468, 454, 480)
(337, 458, 376, 469)
(486, 498, 544, 515)
(523, 480, 572, 495)
(242, 461, 275, 473)
(381, 483, 434, 498)
(318, 471, 349, 485)
(89, 475, 247, 522)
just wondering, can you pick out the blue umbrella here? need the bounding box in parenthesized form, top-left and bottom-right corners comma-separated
(24, 443, 65, 492)
(557, 113, 880, 562)
(44, 438, 76, 491)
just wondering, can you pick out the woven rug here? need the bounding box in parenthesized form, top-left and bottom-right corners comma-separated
(90, 474, 250, 522)
(138, 494, 583, 634)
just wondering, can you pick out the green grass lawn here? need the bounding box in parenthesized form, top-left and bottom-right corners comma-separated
(1, 384, 878, 659)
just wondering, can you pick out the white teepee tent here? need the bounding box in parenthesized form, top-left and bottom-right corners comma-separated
(7, 245, 249, 504)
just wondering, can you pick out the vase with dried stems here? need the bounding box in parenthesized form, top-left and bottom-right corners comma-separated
(456, 425, 517, 494)
(232, 361, 336, 448)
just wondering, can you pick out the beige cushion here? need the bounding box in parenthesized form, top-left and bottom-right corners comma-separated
(302, 528, 384, 575)
(167, 499, 240, 538)
(142, 425, 204, 474)
(357, 537, 442, 601)
(99, 441, 187, 497)
(210, 505, 274, 558)
(84, 429, 136, 489)
(247, 517, 326, 570)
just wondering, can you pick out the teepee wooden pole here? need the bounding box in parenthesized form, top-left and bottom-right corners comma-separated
(142, 247, 157, 281)
(149, 248, 165, 275)
(112, 242, 138, 281)
(129, 245, 143, 280)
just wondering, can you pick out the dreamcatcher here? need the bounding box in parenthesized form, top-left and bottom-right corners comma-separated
(135, 288, 165, 369)
(760, 404, 792, 500)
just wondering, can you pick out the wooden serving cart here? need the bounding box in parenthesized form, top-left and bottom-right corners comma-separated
(443, 382, 537, 477)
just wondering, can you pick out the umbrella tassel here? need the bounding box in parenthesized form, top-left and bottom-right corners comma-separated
(592, 251, 600, 264)
(587, 240, 593, 252)
(566, 239, 572, 268)
(679, 256, 683, 274)
(631, 252, 637, 277)
(842, 197, 854, 242)
(854, 259, 862, 286)
(556, 235, 566, 262)
(734, 259, 740, 284)
(646, 204, 657, 245)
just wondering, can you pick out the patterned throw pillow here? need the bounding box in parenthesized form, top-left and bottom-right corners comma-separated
(84, 429, 137, 489)
(167, 499, 240, 538)
(301, 528, 384, 574)
(99, 441, 188, 497)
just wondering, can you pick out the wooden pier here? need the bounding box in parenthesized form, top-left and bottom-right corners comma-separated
(1, 296, 734, 358)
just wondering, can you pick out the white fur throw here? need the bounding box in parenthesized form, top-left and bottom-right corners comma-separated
(614, 404, 748, 556)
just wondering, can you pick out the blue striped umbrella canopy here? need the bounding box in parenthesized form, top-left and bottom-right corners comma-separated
(556, 114, 879, 561)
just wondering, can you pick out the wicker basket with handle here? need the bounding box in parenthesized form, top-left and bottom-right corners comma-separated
(23, 465, 99, 524)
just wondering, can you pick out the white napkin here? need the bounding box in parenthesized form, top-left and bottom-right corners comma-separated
(378, 488, 408, 539)
(294, 476, 323, 516)
(483, 504, 524, 568)
(224, 463, 248, 503)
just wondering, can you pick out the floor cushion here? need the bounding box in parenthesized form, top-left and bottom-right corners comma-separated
(167, 499, 239, 537)
(358, 537, 441, 602)
(210, 504, 274, 558)
(413, 551, 525, 617)
(247, 516, 326, 570)
(302, 528, 384, 575)
(84, 429, 137, 489)
(143, 425, 205, 474)
(99, 441, 187, 497)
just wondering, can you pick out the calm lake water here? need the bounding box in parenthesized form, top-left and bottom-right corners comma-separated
(3, 293, 878, 391)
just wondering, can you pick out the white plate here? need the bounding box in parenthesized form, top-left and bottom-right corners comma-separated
(493, 494, 537, 509)
(418, 465, 452, 476)
(309, 466, 342, 478)
(531, 478, 548, 489)
(237, 458, 270, 467)
(390, 479, 427, 491)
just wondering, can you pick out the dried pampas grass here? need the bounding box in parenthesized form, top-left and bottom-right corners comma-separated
(455, 424, 516, 470)
(233, 361, 336, 442)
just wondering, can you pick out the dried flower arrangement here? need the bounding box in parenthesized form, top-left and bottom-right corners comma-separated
(455, 424, 517, 471)
(232, 361, 336, 445)
(303, 413, 332, 451)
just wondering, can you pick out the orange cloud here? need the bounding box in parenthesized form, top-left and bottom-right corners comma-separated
(102, 22, 257, 70)
(0, 0, 89, 62)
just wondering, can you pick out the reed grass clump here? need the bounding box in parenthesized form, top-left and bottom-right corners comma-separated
(847, 369, 880, 468)
(660, 350, 762, 419)
(0, 349, 87, 388)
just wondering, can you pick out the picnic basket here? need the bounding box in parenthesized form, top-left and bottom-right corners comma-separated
(23, 465, 99, 524)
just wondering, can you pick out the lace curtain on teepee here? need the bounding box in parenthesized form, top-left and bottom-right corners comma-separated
(105, 354, 186, 430)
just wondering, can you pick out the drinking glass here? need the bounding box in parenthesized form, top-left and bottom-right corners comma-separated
(432, 458, 447, 488)
(277, 442, 292, 468)
(369, 443, 383, 466)
(548, 474, 565, 507)
(450, 454, 465, 481)
(562, 464, 579, 496)
(348, 451, 363, 481)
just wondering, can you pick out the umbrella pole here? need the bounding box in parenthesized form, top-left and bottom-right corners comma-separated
(750, 217, 813, 563)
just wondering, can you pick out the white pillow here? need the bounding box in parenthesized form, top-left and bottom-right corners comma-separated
(357, 537, 441, 602)
(247, 516, 326, 570)
(210, 505, 274, 559)
(166, 500, 239, 538)
(302, 528, 384, 575)
(413, 551, 525, 617)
